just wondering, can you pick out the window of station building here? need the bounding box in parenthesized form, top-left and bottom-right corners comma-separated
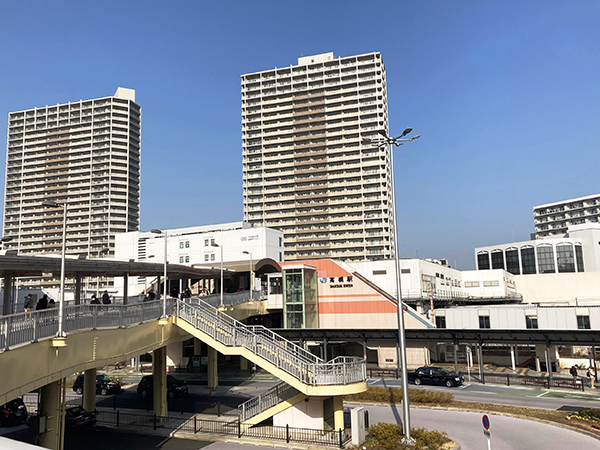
(577, 315, 591, 330)
(401, 269, 411, 274)
(477, 252, 490, 270)
(269, 277, 282, 295)
(464, 281, 480, 287)
(185, 241, 190, 248)
(435, 316, 446, 328)
(491, 250, 504, 270)
(537, 245, 555, 273)
(210, 238, 215, 246)
(556, 243, 575, 273)
(204, 254, 209, 261)
(373, 270, 387, 275)
(179, 256, 184, 263)
(479, 315, 491, 329)
(179, 242, 184, 249)
(526, 315, 538, 329)
(185, 256, 189, 263)
(483, 280, 499, 287)
(211, 254, 215, 261)
(520, 246, 536, 274)
(204, 239, 209, 246)
(505, 248, 520, 275)
(575, 244, 585, 272)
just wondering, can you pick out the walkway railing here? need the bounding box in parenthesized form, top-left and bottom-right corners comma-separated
(196, 290, 262, 308)
(176, 299, 367, 387)
(0, 300, 173, 351)
(232, 381, 301, 422)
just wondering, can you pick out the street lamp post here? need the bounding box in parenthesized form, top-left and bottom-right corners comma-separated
(364, 128, 420, 443)
(211, 242, 224, 307)
(151, 229, 168, 318)
(42, 201, 68, 337)
(243, 250, 253, 301)
(95, 247, 110, 297)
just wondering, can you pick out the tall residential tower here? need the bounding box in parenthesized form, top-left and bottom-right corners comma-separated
(241, 52, 392, 261)
(3, 88, 141, 264)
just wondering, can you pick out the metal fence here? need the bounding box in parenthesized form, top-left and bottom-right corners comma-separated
(96, 410, 350, 448)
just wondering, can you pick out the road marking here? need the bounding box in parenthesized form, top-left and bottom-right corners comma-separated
(459, 384, 471, 390)
(537, 391, 549, 398)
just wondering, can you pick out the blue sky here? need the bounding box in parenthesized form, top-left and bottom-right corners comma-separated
(1, 1, 599, 269)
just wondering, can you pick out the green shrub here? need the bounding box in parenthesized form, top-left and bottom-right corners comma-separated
(577, 408, 600, 422)
(345, 386, 454, 405)
(367, 423, 452, 450)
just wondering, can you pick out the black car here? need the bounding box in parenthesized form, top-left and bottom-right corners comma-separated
(0, 398, 27, 427)
(137, 375, 188, 399)
(73, 374, 121, 395)
(408, 366, 464, 387)
(64, 406, 96, 428)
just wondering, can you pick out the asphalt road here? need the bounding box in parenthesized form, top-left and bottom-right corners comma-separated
(361, 404, 600, 450)
(370, 378, 600, 412)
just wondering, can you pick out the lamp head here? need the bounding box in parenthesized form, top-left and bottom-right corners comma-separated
(399, 127, 413, 138)
(150, 229, 162, 234)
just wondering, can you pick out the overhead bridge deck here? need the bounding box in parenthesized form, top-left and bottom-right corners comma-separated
(0, 299, 367, 405)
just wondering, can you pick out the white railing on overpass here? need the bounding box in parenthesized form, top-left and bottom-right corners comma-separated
(0, 298, 367, 388)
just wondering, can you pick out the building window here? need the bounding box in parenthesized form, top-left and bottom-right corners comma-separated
(210, 238, 215, 246)
(477, 252, 490, 270)
(401, 269, 411, 274)
(279, 237, 283, 247)
(373, 270, 387, 275)
(575, 245, 585, 272)
(577, 315, 591, 330)
(521, 246, 536, 274)
(204, 239, 209, 246)
(185, 241, 190, 248)
(465, 281, 480, 287)
(479, 316, 491, 329)
(491, 250, 504, 270)
(211, 254, 215, 261)
(179, 242, 184, 249)
(269, 277, 282, 295)
(204, 254, 209, 261)
(556, 243, 575, 273)
(185, 256, 189, 263)
(279, 252, 282, 261)
(526, 316, 538, 329)
(435, 316, 446, 328)
(537, 245, 555, 273)
(483, 280, 499, 287)
(179, 256, 184, 263)
(505, 248, 520, 275)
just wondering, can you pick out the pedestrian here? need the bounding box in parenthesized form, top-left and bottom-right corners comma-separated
(148, 291, 156, 301)
(570, 365, 579, 380)
(36, 294, 48, 311)
(101, 290, 111, 305)
(587, 366, 596, 389)
(90, 294, 100, 304)
(24, 294, 34, 313)
(48, 298, 55, 308)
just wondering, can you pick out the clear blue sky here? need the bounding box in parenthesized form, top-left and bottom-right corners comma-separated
(1, 1, 599, 269)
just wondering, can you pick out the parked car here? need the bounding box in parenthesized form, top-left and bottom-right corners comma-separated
(64, 406, 96, 428)
(73, 374, 121, 395)
(407, 366, 464, 387)
(137, 375, 188, 398)
(0, 398, 27, 427)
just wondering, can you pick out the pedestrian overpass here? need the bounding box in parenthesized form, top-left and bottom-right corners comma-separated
(0, 298, 367, 449)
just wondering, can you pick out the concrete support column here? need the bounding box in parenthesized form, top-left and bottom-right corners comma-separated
(193, 338, 202, 355)
(477, 341, 485, 384)
(453, 338, 459, 374)
(83, 368, 96, 413)
(3, 272, 13, 315)
(74, 273, 82, 305)
(240, 356, 248, 371)
(38, 379, 63, 450)
(207, 346, 218, 389)
(123, 274, 128, 305)
(510, 345, 516, 371)
(534, 344, 544, 372)
(323, 338, 328, 362)
(545, 340, 553, 383)
(333, 396, 344, 432)
(153, 346, 168, 418)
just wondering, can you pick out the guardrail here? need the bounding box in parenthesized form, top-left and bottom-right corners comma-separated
(176, 299, 367, 387)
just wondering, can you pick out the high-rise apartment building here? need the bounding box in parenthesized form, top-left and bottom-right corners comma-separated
(3, 88, 141, 265)
(534, 194, 600, 238)
(241, 52, 392, 261)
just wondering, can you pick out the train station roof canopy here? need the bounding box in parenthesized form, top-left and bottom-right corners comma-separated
(0, 254, 226, 279)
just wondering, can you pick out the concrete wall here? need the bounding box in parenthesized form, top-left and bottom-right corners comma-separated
(273, 396, 323, 429)
(515, 272, 600, 304)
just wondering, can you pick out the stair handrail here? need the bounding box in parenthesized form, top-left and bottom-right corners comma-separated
(175, 299, 366, 386)
(234, 381, 300, 422)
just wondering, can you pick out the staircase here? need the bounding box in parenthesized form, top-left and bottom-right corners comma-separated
(228, 381, 305, 424)
(174, 299, 367, 395)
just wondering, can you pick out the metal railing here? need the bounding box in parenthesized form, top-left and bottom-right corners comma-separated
(194, 290, 262, 308)
(234, 381, 300, 422)
(176, 299, 367, 387)
(96, 410, 350, 448)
